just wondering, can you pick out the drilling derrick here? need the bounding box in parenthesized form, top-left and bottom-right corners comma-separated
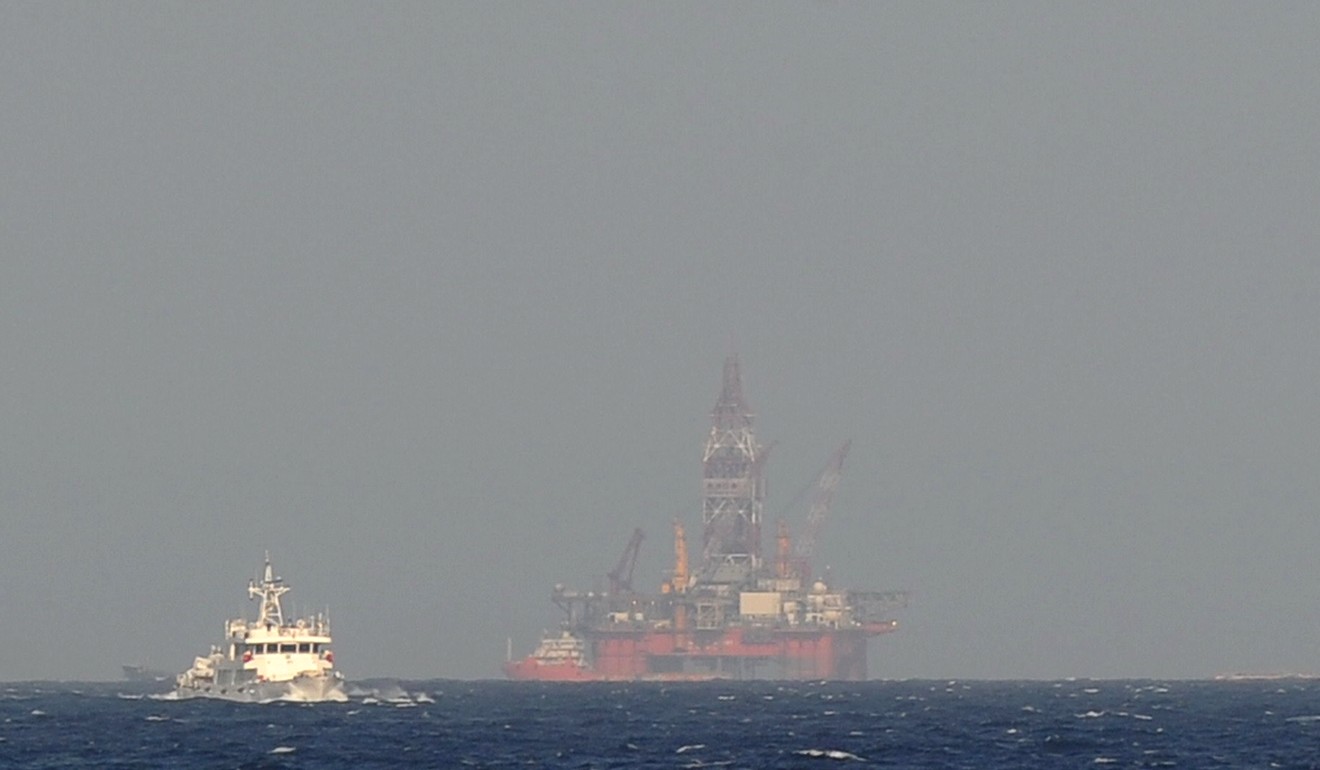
(701, 355, 764, 581)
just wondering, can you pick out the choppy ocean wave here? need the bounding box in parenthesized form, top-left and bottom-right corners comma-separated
(1, 678, 1318, 768)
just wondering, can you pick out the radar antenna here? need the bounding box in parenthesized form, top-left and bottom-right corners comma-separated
(249, 552, 290, 627)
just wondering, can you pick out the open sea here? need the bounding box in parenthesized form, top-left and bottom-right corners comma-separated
(2, 678, 1318, 768)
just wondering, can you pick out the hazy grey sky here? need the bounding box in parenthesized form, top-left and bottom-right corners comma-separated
(3, 2, 1319, 681)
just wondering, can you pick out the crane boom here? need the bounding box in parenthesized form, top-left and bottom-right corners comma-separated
(791, 439, 851, 579)
(607, 527, 645, 596)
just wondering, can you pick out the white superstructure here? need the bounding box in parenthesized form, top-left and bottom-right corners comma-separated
(174, 554, 346, 702)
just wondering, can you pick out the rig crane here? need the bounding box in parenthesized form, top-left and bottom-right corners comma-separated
(607, 527, 645, 597)
(790, 439, 851, 581)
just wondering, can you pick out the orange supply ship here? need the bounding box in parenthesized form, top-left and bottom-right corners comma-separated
(505, 357, 905, 682)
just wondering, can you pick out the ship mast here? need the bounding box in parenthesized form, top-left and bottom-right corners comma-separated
(249, 553, 290, 628)
(701, 355, 765, 578)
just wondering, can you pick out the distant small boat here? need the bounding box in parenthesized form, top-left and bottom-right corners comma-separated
(121, 664, 170, 682)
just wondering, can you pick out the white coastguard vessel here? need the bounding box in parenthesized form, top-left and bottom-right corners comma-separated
(174, 555, 346, 702)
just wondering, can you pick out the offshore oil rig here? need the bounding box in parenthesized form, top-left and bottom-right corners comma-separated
(504, 356, 906, 681)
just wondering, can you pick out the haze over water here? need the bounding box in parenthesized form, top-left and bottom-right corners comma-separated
(3, 3, 1320, 681)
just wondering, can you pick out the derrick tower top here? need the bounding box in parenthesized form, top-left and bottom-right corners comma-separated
(701, 355, 765, 574)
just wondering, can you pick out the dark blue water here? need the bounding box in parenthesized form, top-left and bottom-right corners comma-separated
(2, 679, 1318, 768)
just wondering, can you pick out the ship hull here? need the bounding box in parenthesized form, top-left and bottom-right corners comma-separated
(173, 672, 347, 703)
(502, 659, 598, 682)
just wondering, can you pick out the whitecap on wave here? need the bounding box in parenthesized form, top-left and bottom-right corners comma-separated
(351, 685, 433, 706)
(794, 748, 866, 761)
